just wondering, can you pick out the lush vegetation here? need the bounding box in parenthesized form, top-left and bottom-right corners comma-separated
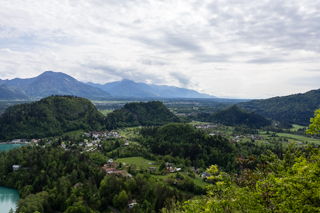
(105, 101, 180, 130)
(0, 96, 105, 140)
(0, 145, 191, 213)
(207, 105, 271, 128)
(162, 143, 320, 212)
(139, 123, 283, 173)
(238, 88, 320, 125)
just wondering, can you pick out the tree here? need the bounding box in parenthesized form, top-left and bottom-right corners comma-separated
(307, 108, 320, 134)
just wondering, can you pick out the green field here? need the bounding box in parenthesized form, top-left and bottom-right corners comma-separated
(99, 109, 113, 115)
(188, 120, 212, 125)
(115, 157, 158, 170)
(115, 157, 209, 189)
(290, 124, 308, 131)
(62, 129, 85, 137)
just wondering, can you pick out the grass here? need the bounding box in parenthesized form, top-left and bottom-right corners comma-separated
(119, 127, 139, 138)
(99, 109, 113, 116)
(290, 124, 307, 131)
(115, 157, 209, 189)
(62, 129, 85, 137)
(188, 120, 212, 125)
(115, 157, 158, 170)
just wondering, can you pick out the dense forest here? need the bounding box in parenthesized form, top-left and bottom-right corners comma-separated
(162, 144, 320, 213)
(0, 96, 105, 140)
(0, 145, 191, 213)
(139, 123, 283, 173)
(189, 105, 271, 128)
(105, 101, 180, 130)
(238, 88, 320, 125)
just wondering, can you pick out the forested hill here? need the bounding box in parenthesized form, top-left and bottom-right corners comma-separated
(0, 95, 105, 140)
(208, 105, 271, 128)
(139, 123, 283, 172)
(238, 89, 320, 126)
(105, 101, 180, 129)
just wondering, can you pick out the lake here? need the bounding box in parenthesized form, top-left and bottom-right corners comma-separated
(0, 186, 19, 212)
(0, 144, 26, 152)
(0, 144, 25, 212)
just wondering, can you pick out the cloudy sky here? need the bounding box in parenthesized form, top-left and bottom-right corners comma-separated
(0, 0, 319, 99)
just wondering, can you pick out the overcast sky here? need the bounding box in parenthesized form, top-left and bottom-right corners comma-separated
(0, 0, 319, 99)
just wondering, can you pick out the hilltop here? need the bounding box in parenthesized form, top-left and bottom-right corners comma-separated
(194, 105, 271, 128)
(105, 101, 180, 129)
(0, 95, 105, 140)
(238, 89, 320, 126)
(0, 71, 111, 99)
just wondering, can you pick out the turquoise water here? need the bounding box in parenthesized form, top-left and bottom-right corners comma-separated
(0, 144, 25, 212)
(0, 186, 19, 212)
(0, 144, 26, 152)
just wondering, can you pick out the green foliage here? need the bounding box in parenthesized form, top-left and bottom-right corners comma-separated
(163, 144, 320, 212)
(307, 108, 320, 135)
(238, 89, 320, 125)
(105, 101, 180, 129)
(0, 95, 105, 140)
(139, 123, 282, 172)
(197, 105, 271, 128)
(16, 191, 49, 213)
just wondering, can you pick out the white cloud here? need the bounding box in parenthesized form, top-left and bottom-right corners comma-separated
(0, 0, 319, 98)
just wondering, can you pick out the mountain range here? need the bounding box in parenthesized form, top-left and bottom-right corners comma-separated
(86, 79, 215, 98)
(0, 71, 215, 100)
(0, 71, 111, 99)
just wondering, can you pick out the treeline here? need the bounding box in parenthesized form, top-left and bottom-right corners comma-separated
(238, 88, 320, 126)
(0, 95, 105, 140)
(105, 101, 180, 130)
(0, 145, 191, 213)
(138, 123, 283, 173)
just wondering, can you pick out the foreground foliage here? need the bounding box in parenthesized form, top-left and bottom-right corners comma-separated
(162, 143, 320, 212)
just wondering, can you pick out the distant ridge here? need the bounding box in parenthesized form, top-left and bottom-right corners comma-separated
(0, 71, 111, 99)
(86, 79, 215, 98)
(0, 84, 29, 100)
(238, 89, 320, 126)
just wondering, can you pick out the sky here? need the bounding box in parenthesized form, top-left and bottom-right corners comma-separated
(0, 0, 319, 99)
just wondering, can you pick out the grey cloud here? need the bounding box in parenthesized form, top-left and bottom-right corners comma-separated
(170, 72, 191, 87)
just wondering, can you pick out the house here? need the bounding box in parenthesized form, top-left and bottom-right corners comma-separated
(124, 142, 129, 146)
(108, 159, 114, 163)
(149, 167, 156, 171)
(148, 162, 155, 165)
(201, 172, 210, 178)
(12, 165, 21, 172)
(12, 139, 22, 143)
(175, 168, 181, 172)
(84, 139, 88, 143)
(128, 200, 137, 209)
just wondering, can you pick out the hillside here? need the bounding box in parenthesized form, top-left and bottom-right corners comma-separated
(238, 89, 320, 126)
(87, 79, 215, 98)
(0, 96, 105, 140)
(0, 84, 29, 100)
(139, 123, 281, 172)
(0, 71, 111, 99)
(105, 101, 180, 129)
(208, 105, 271, 128)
